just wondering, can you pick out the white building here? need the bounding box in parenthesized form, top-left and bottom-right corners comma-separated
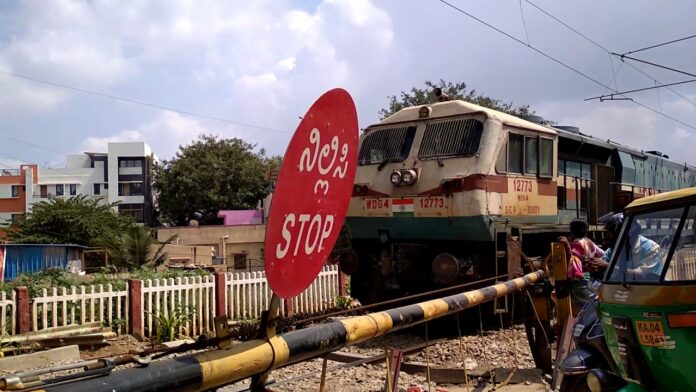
(29, 142, 157, 224)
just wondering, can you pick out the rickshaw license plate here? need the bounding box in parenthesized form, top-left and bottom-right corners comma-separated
(635, 320, 666, 346)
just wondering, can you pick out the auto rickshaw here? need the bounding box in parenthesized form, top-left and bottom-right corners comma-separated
(587, 187, 696, 391)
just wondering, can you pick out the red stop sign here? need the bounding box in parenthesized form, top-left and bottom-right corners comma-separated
(265, 89, 358, 298)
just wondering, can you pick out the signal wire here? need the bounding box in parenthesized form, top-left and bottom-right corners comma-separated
(0, 70, 291, 134)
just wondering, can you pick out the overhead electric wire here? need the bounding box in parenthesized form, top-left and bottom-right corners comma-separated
(611, 54, 696, 79)
(585, 78, 696, 101)
(0, 131, 68, 156)
(0, 70, 290, 134)
(522, 0, 696, 107)
(436, 0, 696, 131)
(622, 33, 696, 56)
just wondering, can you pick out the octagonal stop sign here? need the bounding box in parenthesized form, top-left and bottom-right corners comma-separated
(264, 88, 358, 299)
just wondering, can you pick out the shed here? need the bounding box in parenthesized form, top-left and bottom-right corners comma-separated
(0, 244, 86, 281)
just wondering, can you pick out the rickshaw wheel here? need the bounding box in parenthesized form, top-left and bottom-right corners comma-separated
(560, 375, 590, 392)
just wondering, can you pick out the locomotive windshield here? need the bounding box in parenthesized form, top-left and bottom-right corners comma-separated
(418, 118, 483, 159)
(358, 125, 416, 165)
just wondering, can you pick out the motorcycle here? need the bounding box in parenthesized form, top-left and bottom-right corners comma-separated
(558, 293, 621, 391)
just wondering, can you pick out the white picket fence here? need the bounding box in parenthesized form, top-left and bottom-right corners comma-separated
(226, 265, 340, 320)
(2, 265, 340, 337)
(140, 276, 215, 338)
(0, 291, 16, 336)
(31, 285, 128, 333)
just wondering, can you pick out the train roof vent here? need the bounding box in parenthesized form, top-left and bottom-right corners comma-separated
(521, 115, 545, 124)
(556, 125, 580, 133)
(646, 150, 668, 159)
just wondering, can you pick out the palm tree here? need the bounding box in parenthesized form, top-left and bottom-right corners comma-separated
(101, 226, 177, 270)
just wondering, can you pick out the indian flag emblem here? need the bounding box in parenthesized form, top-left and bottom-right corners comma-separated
(392, 198, 414, 217)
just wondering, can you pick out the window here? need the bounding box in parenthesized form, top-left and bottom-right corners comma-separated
(508, 134, 524, 173)
(234, 253, 247, 270)
(69, 184, 77, 196)
(565, 161, 581, 178)
(505, 134, 554, 176)
(665, 207, 696, 281)
(418, 118, 483, 159)
(119, 182, 144, 196)
(55, 184, 64, 196)
(358, 125, 416, 165)
(608, 207, 684, 283)
(119, 159, 143, 168)
(524, 137, 538, 175)
(118, 204, 144, 222)
(539, 139, 553, 177)
(94, 184, 100, 195)
(40, 185, 48, 198)
(495, 141, 507, 173)
(11, 185, 18, 197)
(11, 214, 23, 223)
(557, 186, 566, 209)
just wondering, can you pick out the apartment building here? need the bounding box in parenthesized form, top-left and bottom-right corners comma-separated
(0, 142, 157, 238)
(0, 164, 37, 238)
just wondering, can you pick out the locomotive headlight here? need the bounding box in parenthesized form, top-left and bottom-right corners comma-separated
(389, 171, 402, 185)
(401, 169, 418, 185)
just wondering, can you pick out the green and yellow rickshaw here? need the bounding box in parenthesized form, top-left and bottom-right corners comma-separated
(589, 187, 696, 391)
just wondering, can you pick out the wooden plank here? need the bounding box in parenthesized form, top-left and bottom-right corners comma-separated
(0, 345, 80, 372)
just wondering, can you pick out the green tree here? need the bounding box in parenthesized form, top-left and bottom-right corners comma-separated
(154, 135, 272, 226)
(99, 226, 177, 270)
(378, 79, 535, 120)
(7, 195, 135, 246)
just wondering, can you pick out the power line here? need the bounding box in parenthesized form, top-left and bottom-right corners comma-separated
(586, 79, 696, 101)
(623, 33, 696, 56)
(0, 132, 68, 156)
(522, 0, 696, 107)
(436, 0, 696, 131)
(612, 53, 696, 79)
(518, 0, 531, 45)
(0, 70, 290, 135)
(437, 0, 610, 88)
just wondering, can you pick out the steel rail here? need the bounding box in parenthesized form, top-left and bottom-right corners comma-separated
(35, 270, 545, 392)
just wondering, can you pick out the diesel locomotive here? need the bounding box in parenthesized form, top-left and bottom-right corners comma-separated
(342, 97, 696, 304)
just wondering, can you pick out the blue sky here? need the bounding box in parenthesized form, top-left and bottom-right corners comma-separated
(1, 0, 695, 167)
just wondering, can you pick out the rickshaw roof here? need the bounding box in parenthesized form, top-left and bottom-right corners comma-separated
(626, 186, 696, 212)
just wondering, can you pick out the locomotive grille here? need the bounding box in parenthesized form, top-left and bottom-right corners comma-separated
(358, 126, 414, 164)
(418, 118, 483, 159)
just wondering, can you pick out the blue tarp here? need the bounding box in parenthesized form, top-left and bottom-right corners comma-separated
(2, 244, 84, 281)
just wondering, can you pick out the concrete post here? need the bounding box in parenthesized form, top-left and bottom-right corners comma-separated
(128, 279, 142, 338)
(15, 287, 30, 334)
(214, 272, 227, 318)
(338, 272, 348, 297)
(283, 298, 294, 318)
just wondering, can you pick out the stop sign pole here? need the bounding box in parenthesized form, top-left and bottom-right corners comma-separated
(251, 88, 358, 391)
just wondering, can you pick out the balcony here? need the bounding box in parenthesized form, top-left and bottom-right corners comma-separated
(0, 169, 20, 176)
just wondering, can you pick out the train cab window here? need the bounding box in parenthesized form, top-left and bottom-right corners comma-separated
(418, 118, 483, 159)
(496, 141, 507, 173)
(508, 134, 524, 173)
(539, 138, 553, 177)
(524, 138, 538, 175)
(358, 125, 416, 165)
